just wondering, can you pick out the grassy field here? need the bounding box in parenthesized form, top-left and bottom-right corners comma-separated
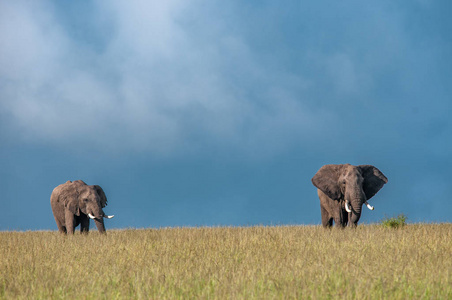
(1, 224, 451, 299)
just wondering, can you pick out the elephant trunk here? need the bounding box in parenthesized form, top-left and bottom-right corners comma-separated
(347, 190, 363, 226)
(87, 208, 110, 234)
(349, 202, 362, 226)
(351, 199, 362, 215)
(94, 218, 106, 234)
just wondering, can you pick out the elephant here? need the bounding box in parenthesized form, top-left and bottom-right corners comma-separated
(50, 180, 114, 234)
(311, 164, 388, 228)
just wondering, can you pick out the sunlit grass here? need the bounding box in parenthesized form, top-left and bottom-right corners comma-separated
(1, 224, 451, 299)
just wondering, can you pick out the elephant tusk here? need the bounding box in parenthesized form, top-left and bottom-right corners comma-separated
(88, 213, 96, 219)
(345, 200, 352, 213)
(365, 201, 374, 210)
(104, 215, 115, 219)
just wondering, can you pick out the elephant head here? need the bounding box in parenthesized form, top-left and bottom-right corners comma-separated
(51, 180, 114, 234)
(312, 164, 388, 226)
(65, 181, 109, 218)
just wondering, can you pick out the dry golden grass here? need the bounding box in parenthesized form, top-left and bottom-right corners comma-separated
(1, 224, 451, 299)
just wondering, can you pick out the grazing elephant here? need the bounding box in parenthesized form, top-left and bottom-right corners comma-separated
(311, 164, 388, 228)
(50, 180, 114, 234)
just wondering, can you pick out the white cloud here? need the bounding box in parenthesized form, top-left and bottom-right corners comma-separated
(0, 1, 342, 157)
(0, 2, 66, 81)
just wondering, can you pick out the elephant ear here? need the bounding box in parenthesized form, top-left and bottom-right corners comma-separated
(63, 183, 80, 216)
(94, 185, 108, 208)
(359, 165, 388, 200)
(311, 164, 344, 200)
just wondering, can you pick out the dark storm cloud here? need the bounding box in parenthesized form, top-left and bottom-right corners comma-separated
(0, 0, 331, 158)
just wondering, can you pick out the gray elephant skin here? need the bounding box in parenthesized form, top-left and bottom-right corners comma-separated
(312, 164, 388, 227)
(50, 180, 114, 234)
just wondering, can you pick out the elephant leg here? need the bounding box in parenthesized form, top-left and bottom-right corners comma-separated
(341, 209, 349, 227)
(56, 225, 67, 234)
(333, 216, 346, 228)
(333, 208, 347, 228)
(80, 216, 90, 234)
(52, 210, 68, 234)
(320, 205, 333, 228)
(64, 210, 76, 234)
(54, 219, 67, 234)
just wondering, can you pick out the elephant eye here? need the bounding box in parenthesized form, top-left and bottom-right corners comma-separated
(83, 199, 89, 202)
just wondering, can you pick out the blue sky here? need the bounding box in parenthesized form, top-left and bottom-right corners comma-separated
(1, 1, 451, 230)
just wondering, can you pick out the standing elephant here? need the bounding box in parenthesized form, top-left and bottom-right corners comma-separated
(50, 180, 114, 234)
(311, 164, 388, 227)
